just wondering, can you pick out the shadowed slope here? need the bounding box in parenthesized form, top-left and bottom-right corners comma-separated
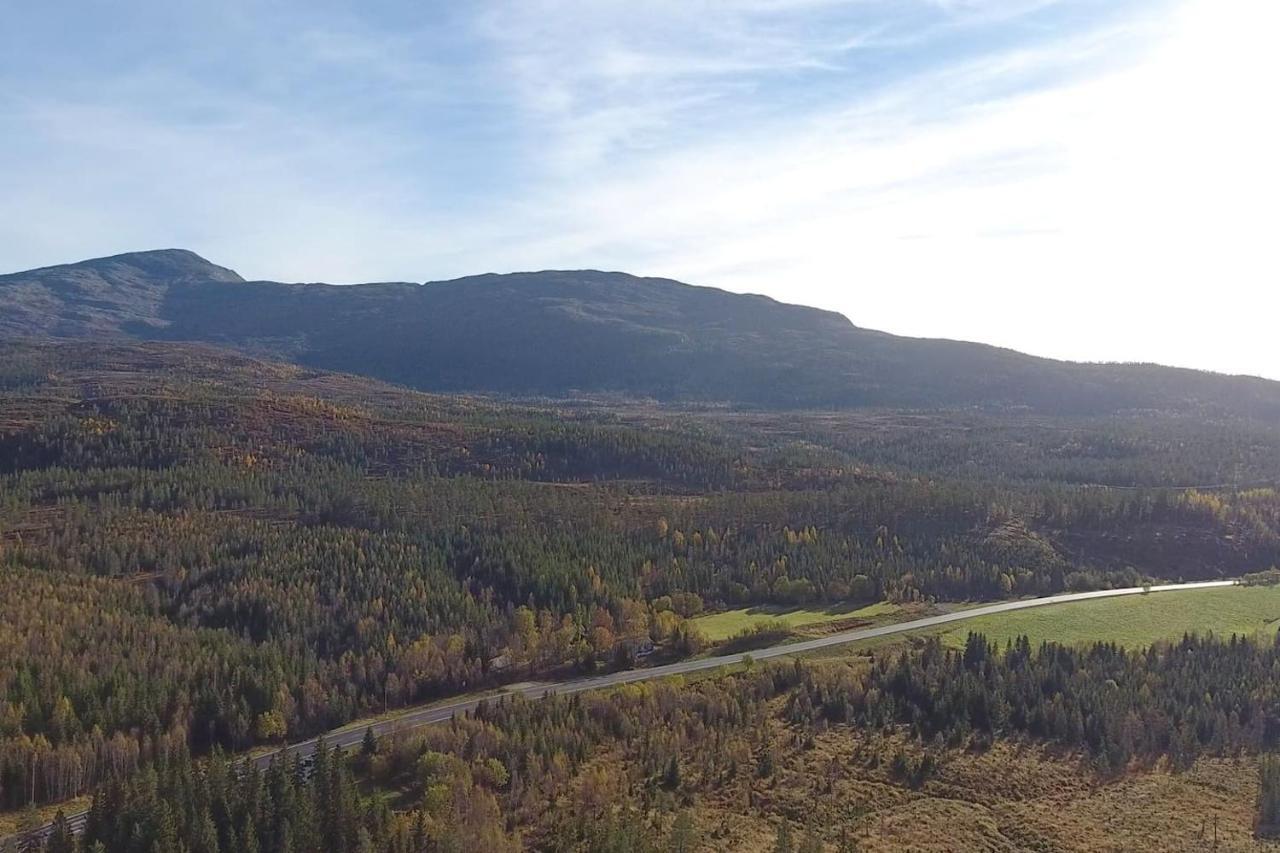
(3, 250, 1279, 415)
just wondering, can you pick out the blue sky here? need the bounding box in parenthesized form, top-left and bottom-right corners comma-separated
(3, 0, 1277, 377)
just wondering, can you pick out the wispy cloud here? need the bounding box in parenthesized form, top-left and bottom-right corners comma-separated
(1, 0, 1276, 376)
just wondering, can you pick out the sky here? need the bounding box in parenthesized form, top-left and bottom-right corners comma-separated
(2, 0, 1277, 378)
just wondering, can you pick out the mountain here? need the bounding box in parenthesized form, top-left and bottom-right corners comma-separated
(3, 248, 1279, 415)
(0, 249, 242, 339)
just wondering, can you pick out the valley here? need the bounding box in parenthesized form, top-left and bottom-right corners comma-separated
(2, 256, 1279, 851)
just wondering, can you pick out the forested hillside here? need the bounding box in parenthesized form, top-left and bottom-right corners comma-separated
(2, 340, 1279, 823)
(5, 249, 1280, 414)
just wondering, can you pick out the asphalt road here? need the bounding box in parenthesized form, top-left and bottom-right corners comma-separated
(6, 579, 1239, 849)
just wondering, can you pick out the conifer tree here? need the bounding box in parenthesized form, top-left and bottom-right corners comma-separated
(668, 810, 697, 853)
(773, 820, 794, 853)
(45, 811, 75, 853)
(1259, 754, 1280, 836)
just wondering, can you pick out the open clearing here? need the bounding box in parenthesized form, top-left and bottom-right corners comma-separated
(692, 601, 901, 641)
(932, 583, 1280, 649)
(686, 729, 1280, 852)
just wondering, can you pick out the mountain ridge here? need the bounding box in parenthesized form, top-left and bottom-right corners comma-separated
(3, 249, 1279, 415)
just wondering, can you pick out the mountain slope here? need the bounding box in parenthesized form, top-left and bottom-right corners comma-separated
(3, 249, 1279, 415)
(0, 249, 243, 339)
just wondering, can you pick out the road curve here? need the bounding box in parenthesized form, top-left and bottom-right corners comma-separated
(6, 579, 1239, 849)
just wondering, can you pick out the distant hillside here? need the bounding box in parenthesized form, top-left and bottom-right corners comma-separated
(3, 249, 1279, 415)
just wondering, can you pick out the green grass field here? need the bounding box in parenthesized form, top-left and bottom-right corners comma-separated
(934, 584, 1280, 649)
(693, 585, 1280, 657)
(692, 601, 901, 642)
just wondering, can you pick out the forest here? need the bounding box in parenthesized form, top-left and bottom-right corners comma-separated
(21, 630, 1280, 851)
(2, 341, 1279, 828)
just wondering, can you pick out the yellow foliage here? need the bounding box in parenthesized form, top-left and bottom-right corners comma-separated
(79, 417, 117, 436)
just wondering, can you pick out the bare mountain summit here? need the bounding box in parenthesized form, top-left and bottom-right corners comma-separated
(0, 249, 243, 339)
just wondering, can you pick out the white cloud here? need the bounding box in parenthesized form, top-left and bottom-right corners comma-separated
(2, 0, 1275, 378)
(465, 0, 1280, 377)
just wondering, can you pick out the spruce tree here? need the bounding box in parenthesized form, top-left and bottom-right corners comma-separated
(193, 810, 221, 853)
(45, 811, 75, 853)
(663, 754, 682, 789)
(1259, 754, 1280, 836)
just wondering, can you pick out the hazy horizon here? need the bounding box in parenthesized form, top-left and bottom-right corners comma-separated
(4, 0, 1277, 379)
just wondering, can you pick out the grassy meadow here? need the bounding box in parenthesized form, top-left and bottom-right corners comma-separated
(933, 584, 1280, 649)
(691, 601, 901, 642)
